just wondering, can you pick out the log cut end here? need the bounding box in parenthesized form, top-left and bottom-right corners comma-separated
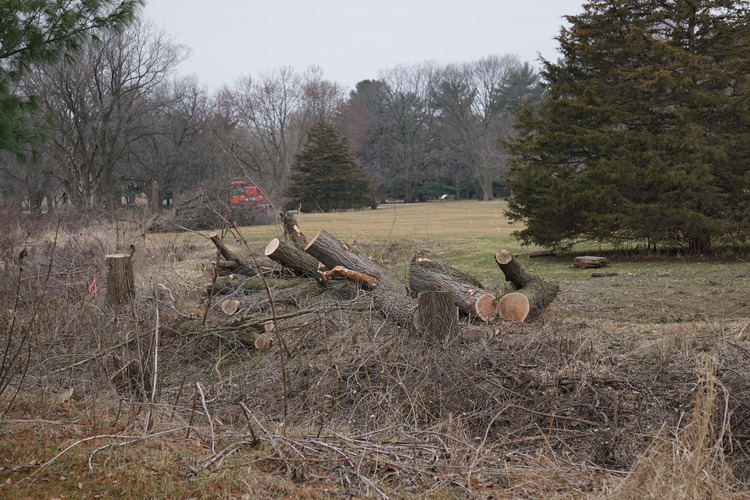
(221, 299, 240, 316)
(474, 293, 497, 321)
(498, 292, 530, 322)
(304, 230, 323, 252)
(254, 333, 274, 350)
(264, 238, 281, 256)
(494, 250, 514, 266)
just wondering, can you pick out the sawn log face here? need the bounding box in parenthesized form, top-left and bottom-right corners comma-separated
(409, 256, 494, 319)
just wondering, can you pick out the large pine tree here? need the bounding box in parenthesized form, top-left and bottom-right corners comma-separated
(286, 120, 374, 212)
(506, 0, 750, 253)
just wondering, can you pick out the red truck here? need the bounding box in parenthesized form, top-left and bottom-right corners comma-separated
(230, 180, 271, 211)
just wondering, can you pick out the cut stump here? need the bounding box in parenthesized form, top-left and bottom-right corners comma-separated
(412, 291, 459, 342)
(105, 253, 135, 309)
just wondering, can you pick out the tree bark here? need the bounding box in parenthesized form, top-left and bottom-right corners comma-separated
(302, 229, 416, 330)
(412, 291, 459, 342)
(305, 229, 407, 295)
(209, 232, 277, 276)
(105, 253, 135, 309)
(494, 250, 559, 321)
(279, 212, 307, 250)
(409, 255, 496, 320)
(265, 237, 322, 278)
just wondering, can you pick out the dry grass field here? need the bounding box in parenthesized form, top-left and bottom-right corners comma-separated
(1, 200, 749, 498)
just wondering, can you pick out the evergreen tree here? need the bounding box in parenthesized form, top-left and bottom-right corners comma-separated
(0, 0, 142, 156)
(506, 0, 750, 253)
(285, 120, 374, 212)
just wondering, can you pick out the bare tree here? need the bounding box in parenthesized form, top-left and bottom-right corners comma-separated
(21, 21, 187, 208)
(359, 63, 443, 204)
(432, 55, 540, 201)
(123, 76, 215, 207)
(224, 66, 345, 203)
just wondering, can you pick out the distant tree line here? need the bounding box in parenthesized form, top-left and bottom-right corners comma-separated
(0, 3, 541, 213)
(1, 0, 747, 253)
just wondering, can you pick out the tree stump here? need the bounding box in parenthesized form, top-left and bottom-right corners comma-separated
(412, 291, 459, 342)
(105, 253, 135, 308)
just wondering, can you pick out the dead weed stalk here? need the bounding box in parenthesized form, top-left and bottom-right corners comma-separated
(601, 355, 741, 499)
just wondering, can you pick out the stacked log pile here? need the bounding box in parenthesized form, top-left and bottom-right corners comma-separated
(206, 215, 560, 343)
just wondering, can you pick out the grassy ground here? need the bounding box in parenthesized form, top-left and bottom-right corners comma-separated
(1, 200, 749, 499)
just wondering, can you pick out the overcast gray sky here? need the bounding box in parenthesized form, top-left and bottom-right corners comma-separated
(143, 0, 586, 92)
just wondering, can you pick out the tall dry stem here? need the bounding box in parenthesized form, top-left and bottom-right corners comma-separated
(601, 355, 738, 499)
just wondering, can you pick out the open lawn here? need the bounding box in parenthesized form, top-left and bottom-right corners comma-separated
(1, 201, 749, 499)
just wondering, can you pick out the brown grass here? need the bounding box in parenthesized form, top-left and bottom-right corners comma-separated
(600, 356, 742, 499)
(1, 203, 749, 498)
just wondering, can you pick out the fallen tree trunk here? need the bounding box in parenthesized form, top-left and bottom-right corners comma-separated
(209, 232, 277, 276)
(494, 250, 559, 322)
(302, 229, 416, 330)
(409, 255, 496, 321)
(305, 229, 407, 295)
(265, 238, 322, 278)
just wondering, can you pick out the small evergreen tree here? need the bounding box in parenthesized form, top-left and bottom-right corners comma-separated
(506, 0, 750, 253)
(286, 120, 374, 212)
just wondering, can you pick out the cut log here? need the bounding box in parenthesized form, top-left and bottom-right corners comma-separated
(105, 253, 135, 309)
(264, 238, 322, 278)
(573, 255, 609, 268)
(209, 232, 257, 276)
(494, 250, 559, 321)
(254, 333, 274, 350)
(474, 293, 498, 321)
(280, 212, 307, 250)
(305, 229, 407, 295)
(410, 253, 483, 288)
(495, 250, 539, 288)
(410, 255, 495, 320)
(221, 299, 240, 316)
(498, 292, 531, 322)
(412, 291, 459, 342)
